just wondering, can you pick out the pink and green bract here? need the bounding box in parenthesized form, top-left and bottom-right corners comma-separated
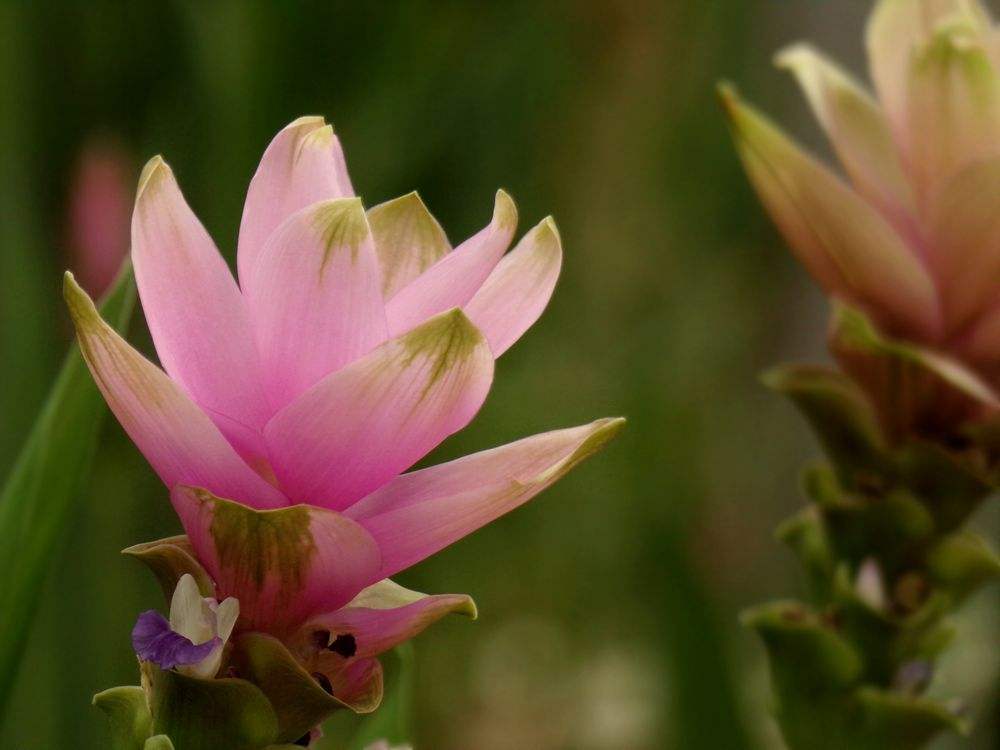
(721, 0, 1000, 435)
(65, 116, 622, 708)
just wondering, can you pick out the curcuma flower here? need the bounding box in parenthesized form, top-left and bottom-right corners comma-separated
(132, 574, 238, 680)
(721, 0, 1000, 437)
(67, 116, 622, 742)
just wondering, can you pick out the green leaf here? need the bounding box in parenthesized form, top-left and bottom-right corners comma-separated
(143, 661, 279, 750)
(0, 263, 135, 713)
(775, 506, 834, 601)
(144, 736, 176, 750)
(927, 531, 1000, 602)
(853, 686, 966, 747)
(763, 364, 888, 488)
(92, 685, 154, 750)
(347, 644, 416, 750)
(123, 534, 216, 604)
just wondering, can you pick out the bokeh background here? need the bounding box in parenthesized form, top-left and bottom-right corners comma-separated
(1, 1, 996, 748)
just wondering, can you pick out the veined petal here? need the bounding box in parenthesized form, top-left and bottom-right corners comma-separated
(131, 157, 270, 461)
(238, 117, 354, 285)
(348, 417, 625, 579)
(928, 157, 1000, 330)
(245, 198, 388, 411)
(906, 16, 1000, 201)
(265, 309, 494, 510)
(385, 191, 517, 337)
(64, 273, 286, 509)
(866, 0, 992, 137)
(775, 43, 914, 223)
(465, 216, 562, 356)
(368, 192, 451, 300)
(719, 85, 941, 339)
(291, 580, 475, 661)
(171, 487, 381, 635)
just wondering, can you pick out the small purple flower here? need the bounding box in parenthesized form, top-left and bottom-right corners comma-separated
(132, 610, 219, 670)
(132, 573, 239, 679)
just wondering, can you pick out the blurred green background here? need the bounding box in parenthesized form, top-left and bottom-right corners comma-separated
(0, 1, 996, 748)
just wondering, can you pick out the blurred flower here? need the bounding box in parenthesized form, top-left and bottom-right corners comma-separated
(66, 137, 131, 298)
(65, 116, 623, 711)
(721, 0, 1000, 434)
(132, 574, 238, 680)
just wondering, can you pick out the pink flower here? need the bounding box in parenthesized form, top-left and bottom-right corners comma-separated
(721, 0, 1000, 427)
(65, 116, 622, 705)
(66, 137, 131, 298)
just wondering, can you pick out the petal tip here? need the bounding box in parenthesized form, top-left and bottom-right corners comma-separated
(458, 594, 478, 620)
(309, 196, 371, 255)
(286, 114, 327, 130)
(301, 123, 336, 151)
(63, 270, 98, 328)
(402, 307, 488, 366)
(136, 155, 170, 201)
(773, 41, 817, 70)
(493, 189, 518, 232)
(536, 216, 563, 249)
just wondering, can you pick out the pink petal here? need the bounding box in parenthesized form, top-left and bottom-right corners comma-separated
(465, 216, 562, 356)
(385, 190, 517, 337)
(866, 0, 993, 145)
(131, 157, 270, 462)
(171, 486, 381, 635)
(264, 309, 494, 510)
(719, 85, 942, 340)
(297, 579, 475, 660)
(905, 20, 1000, 203)
(347, 417, 625, 579)
(244, 198, 388, 411)
(64, 273, 286, 509)
(776, 44, 915, 229)
(368, 192, 451, 300)
(238, 117, 354, 285)
(324, 657, 383, 714)
(928, 157, 1000, 332)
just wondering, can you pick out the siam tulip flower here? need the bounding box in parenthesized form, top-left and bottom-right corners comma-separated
(721, 0, 1000, 438)
(67, 137, 131, 298)
(66, 115, 623, 739)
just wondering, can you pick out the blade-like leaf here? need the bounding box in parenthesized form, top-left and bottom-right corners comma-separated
(0, 263, 135, 713)
(347, 643, 415, 750)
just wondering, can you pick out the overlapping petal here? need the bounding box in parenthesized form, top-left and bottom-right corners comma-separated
(368, 192, 451, 300)
(906, 16, 1000, 201)
(64, 273, 286, 509)
(348, 417, 625, 579)
(719, 84, 941, 339)
(465, 216, 563, 356)
(294, 580, 475, 662)
(238, 116, 354, 284)
(245, 197, 388, 410)
(131, 157, 270, 462)
(866, 0, 991, 140)
(776, 43, 914, 227)
(265, 309, 494, 510)
(171, 487, 381, 635)
(386, 190, 517, 336)
(928, 157, 1000, 330)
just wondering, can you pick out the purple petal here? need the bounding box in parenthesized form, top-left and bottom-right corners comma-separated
(132, 610, 219, 670)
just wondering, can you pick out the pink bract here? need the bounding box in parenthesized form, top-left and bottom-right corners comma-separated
(721, 0, 1000, 401)
(65, 116, 623, 644)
